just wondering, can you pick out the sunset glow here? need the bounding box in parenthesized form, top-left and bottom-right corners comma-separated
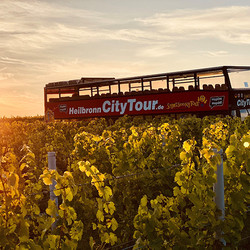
(1, 0, 250, 117)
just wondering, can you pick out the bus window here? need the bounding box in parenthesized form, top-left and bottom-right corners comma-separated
(142, 80, 151, 91)
(199, 72, 225, 90)
(174, 76, 196, 90)
(111, 85, 119, 94)
(239, 109, 249, 120)
(47, 93, 59, 101)
(151, 79, 165, 90)
(228, 69, 250, 89)
(79, 88, 91, 97)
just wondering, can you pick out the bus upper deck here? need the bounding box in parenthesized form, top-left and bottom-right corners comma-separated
(44, 66, 250, 120)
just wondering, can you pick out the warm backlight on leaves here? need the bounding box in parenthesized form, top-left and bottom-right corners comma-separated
(0, 116, 249, 248)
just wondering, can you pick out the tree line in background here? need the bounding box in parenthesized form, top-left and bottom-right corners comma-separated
(0, 115, 249, 249)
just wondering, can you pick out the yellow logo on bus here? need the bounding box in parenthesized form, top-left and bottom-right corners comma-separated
(198, 95, 207, 104)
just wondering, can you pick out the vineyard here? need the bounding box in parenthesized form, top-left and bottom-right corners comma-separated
(0, 115, 250, 249)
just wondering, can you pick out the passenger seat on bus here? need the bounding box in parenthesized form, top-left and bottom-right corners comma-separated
(188, 85, 194, 91)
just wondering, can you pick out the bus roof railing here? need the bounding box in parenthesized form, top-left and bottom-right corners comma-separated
(45, 66, 250, 90)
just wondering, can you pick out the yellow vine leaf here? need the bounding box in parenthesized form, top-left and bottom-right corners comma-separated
(103, 186, 112, 201)
(97, 210, 104, 222)
(141, 195, 148, 207)
(111, 218, 118, 231)
(109, 232, 118, 246)
(41, 169, 53, 185)
(108, 202, 116, 215)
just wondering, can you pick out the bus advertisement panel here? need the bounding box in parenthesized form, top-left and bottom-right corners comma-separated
(45, 91, 229, 119)
(230, 90, 250, 110)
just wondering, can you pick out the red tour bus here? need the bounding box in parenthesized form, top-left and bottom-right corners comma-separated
(44, 66, 250, 121)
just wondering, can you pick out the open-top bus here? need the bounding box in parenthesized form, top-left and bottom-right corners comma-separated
(44, 66, 250, 121)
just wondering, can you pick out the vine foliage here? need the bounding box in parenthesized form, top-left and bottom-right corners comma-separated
(0, 116, 249, 249)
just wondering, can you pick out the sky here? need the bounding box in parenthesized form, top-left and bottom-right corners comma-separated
(1, 0, 250, 117)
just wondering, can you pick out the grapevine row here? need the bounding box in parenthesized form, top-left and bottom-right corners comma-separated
(0, 115, 249, 249)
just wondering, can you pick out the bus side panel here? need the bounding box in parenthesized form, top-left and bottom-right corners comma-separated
(230, 90, 250, 109)
(45, 91, 229, 119)
(229, 90, 250, 118)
